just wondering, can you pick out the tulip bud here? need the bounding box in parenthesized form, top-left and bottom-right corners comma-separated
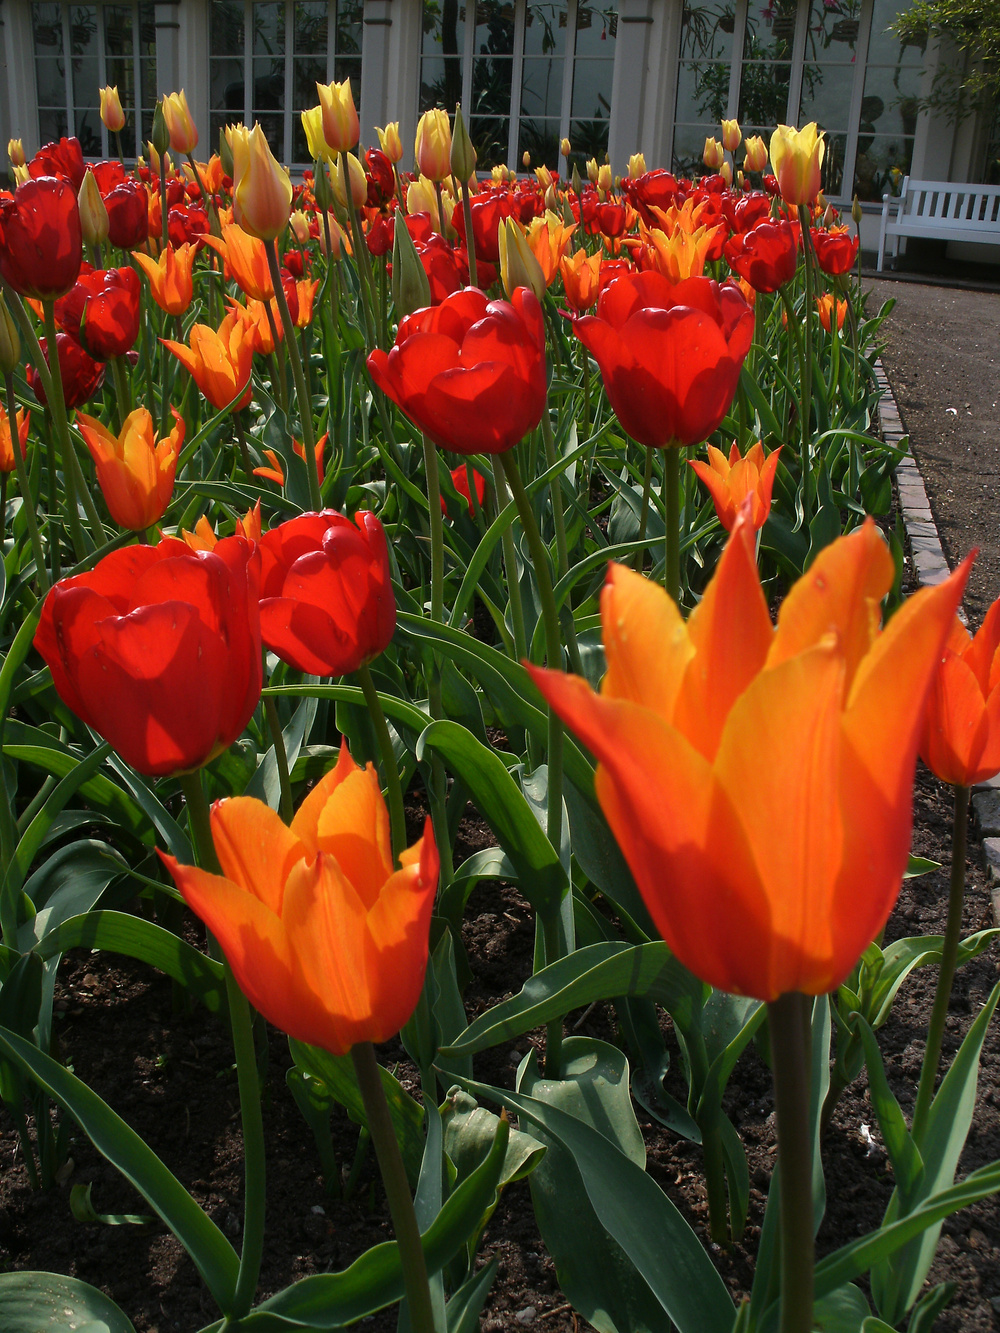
(219, 126, 234, 178)
(522, 150, 531, 170)
(560, 137, 571, 158)
(498, 216, 546, 303)
(100, 85, 126, 133)
(301, 105, 331, 164)
(743, 134, 768, 173)
(7, 138, 25, 169)
(450, 104, 477, 182)
(316, 78, 359, 154)
(720, 160, 733, 187)
(289, 210, 311, 244)
(162, 90, 199, 155)
(391, 212, 432, 318)
(335, 150, 368, 210)
(821, 201, 836, 228)
(769, 122, 824, 206)
(376, 121, 403, 164)
(12, 164, 29, 186)
(852, 194, 863, 226)
(572, 162, 583, 197)
(597, 162, 613, 195)
(544, 183, 558, 211)
(318, 211, 345, 259)
(0, 294, 20, 376)
(151, 100, 171, 157)
(78, 168, 110, 247)
(721, 118, 741, 153)
(737, 170, 745, 189)
(231, 122, 292, 242)
(628, 152, 646, 178)
(414, 108, 452, 182)
(703, 136, 725, 171)
(586, 157, 599, 184)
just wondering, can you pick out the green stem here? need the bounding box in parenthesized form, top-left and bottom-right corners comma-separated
(342, 154, 379, 350)
(490, 456, 529, 667)
(798, 206, 816, 528)
(263, 301, 288, 415)
(110, 354, 131, 427)
(357, 661, 406, 869)
(351, 1041, 436, 1333)
(263, 694, 293, 824)
(3, 370, 48, 593)
(663, 446, 681, 604)
(177, 770, 266, 1320)
(768, 992, 815, 1333)
(636, 444, 654, 572)
(701, 1114, 733, 1245)
(911, 783, 970, 1146)
(460, 177, 479, 289)
(40, 301, 97, 561)
(420, 433, 452, 889)
(267, 242, 322, 512)
(159, 155, 169, 252)
(233, 412, 254, 480)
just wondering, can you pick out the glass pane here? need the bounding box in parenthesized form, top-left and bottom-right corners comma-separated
(211, 109, 239, 148)
(468, 113, 509, 165)
(671, 122, 712, 176)
(743, 0, 797, 60)
(675, 61, 730, 126)
(39, 108, 70, 142)
(253, 55, 285, 109)
(332, 53, 360, 84)
(575, 2, 616, 58)
(140, 56, 157, 106)
(518, 115, 560, 167)
(819, 130, 846, 195)
(105, 56, 133, 99)
(521, 55, 564, 119)
(255, 111, 283, 148)
(212, 1, 245, 56)
(212, 56, 246, 111)
(422, 0, 466, 58)
(138, 2, 157, 55)
(74, 106, 101, 154)
(103, 4, 133, 54)
(72, 54, 100, 109)
(69, 6, 99, 57)
(253, 1, 285, 55)
(571, 56, 613, 121)
(336, 0, 362, 53)
(33, 3, 64, 54)
(472, 53, 513, 117)
(475, 1, 515, 52)
(679, 0, 733, 61)
(853, 131, 913, 201)
(738, 62, 792, 125)
(420, 54, 463, 108)
(803, 0, 859, 60)
(294, 0, 327, 50)
(524, 2, 566, 57)
(293, 54, 326, 106)
(868, 0, 925, 65)
(140, 107, 154, 141)
(35, 58, 67, 105)
(291, 115, 311, 163)
(862, 63, 923, 138)
(569, 113, 609, 161)
(798, 63, 855, 129)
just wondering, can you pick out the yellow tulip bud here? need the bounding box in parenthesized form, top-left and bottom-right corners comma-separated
(316, 78, 359, 154)
(289, 210, 311, 244)
(703, 137, 725, 171)
(161, 90, 198, 155)
(414, 108, 452, 182)
(335, 150, 369, 210)
(78, 168, 110, 247)
(769, 122, 825, 206)
(597, 162, 613, 195)
(720, 160, 733, 187)
(560, 137, 571, 158)
(301, 105, 332, 164)
(721, 118, 741, 153)
(376, 122, 403, 164)
(7, 138, 25, 169)
(100, 85, 126, 133)
(743, 134, 768, 173)
(586, 157, 599, 184)
(498, 216, 546, 303)
(231, 122, 292, 242)
(628, 152, 646, 178)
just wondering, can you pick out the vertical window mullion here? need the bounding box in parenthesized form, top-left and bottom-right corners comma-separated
(840, 0, 875, 199)
(62, 6, 74, 138)
(284, 1, 293, 162)
(509, 0, 527, 167)
(727, 0, 748, 121)
(559, 0, 576, 146)
(327, 0, 335, 81)
(462, 1, 474, 118)
(785, 0, 811, 124)
(132, 0, 142, 158)
(96, 3, 108, 157)
(245, 0, 253, 126)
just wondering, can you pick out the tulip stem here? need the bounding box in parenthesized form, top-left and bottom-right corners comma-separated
(490, 456, 530, 667)
(177, 769, 267, 1320)
(636, 445, 654, 572)
(266, 242, 322, 512)
(798, 205, 816, 529)
(460, 178, 479, 289)
(664, 445, 681, 605)
(912, 782, 970, 1146)
(263, 302, 289, 414)
(768, 991, 815, 1333)
(358, 661, 407, 869)
(341, 152, 379, 351)
(110, 354, 132, 428)
(263, 694, 294, 824)
(421, 433, 453, 889)
(4, 369, 48, 593)
(352, 1041, 437, 1333)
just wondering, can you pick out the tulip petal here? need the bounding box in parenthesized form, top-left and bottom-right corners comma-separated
(315, 764, 394, 909)
(600, 563, 694, 720)
(209, 797, 304, 914)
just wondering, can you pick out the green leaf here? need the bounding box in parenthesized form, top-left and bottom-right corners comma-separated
(452, 1067, 735, 1333)
(869, 931, 998, 1028)
(416, 720, 568, 918)
(445, 1256, 499, 1333)
(0, 1026, 239, 1312)
(856, 1018, 924, 1197)
(0, 1271, 137, 1333)
(245, 694, 318, 809)
(813, 1283, 871, 1332)
(904, 855, 940, 878)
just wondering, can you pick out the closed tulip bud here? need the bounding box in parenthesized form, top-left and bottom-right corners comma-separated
(721, 118, 741, 153)
(316, 78, 359, 153)
(560, 137, 571, 158)
(703, 136, 725, 171)
(414, 108, 452, 182)
(78, 169, 110, 247)
(100, 85, 126, 133)
(0, 295, 20, 376)
(535, 164, 553, 190)
(572, 162, 583, 197)
(817, 191, 828, 214)
(522, 150, 531, 170)
(769, 122, 824, 206)
(597, 163, 613, 195)
(852, 193, 863, 225)
(451, 104, 477, 181)
(586, 156, 599, 184)
(318, 211, 345, 260)
(335, 150, 368, 209)
(219, 126, 234, 178)
(737, 170, 745, 189)
(151, 101, 170, 157)
(743, 134, 768, 173)
(12, 164, 29, 186)
(7, 138, 25, 169)
(313, 157, 333, 210)
(628, 152, 646, 178)
(544, 183, 558, 211)
(376, 121, 404, 164)
(301, 105, 332, 164)
(232, 122, 292, 241)
(289, 209, 311, 244)
(391, 212, 432, 317)
(498, 216, 546, 303)
(161, 90, 199, 155)
(720, 160, 733, 187)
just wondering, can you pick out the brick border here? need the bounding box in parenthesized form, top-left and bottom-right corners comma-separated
(875, 359, 1000, 924)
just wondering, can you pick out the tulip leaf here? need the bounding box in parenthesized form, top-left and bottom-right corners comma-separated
(438, 847, 519, 936)
(854, 1016, 924, 1198)
(0, 1271, 137, 1333)
(811, 1283, 871, 1332)
(245, 693, 318, 809)
(452, 1063, 736, 1333)
(562, 779, 657, 938)
(445, 1255, 500, 1333)
(103, 753, 193, 861)
(869, 930, 998, 1029)
(416, 720, 568, 918)
(0, 1025, 239, 1312)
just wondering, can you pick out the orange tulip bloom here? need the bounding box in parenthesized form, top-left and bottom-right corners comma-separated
(816, 293, 848, 332)
(525, 212, 577, 287)
(160, 742, 439, 1055)
(203, 224, 274, 301)
(0, 404, 30, 473)
(231, 297, 282, 355)
(559, 248, 602, 314)
(689, 441, 782, 532)
(529, 515, 969, 1001)
(253, 433, 327, 488)
(162, 308, 254, 411)
(133, 242, 197, 315)
(642, 222, 718, 283)
(76, 406, 183, 530)
(919, 599, 1000, 787)
(181, 500, 261, 551)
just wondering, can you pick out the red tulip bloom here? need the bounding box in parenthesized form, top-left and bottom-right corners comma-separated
(442, 463, 486, 518)
(724, 219, 800, 293)
(452, 191, 508, 263)
(28, 333, 105, 410)
(919, 598, 1000, 787)
(367, 286, 547, 456)
(105, 180, 151, 249)
(812, 226, 860, 276)
(0, 176, 83, 300)
(33, 536, 263, 777)
(573, 271, 754, 448)
(259, 511, 395, 677)
(622, 170, 681, 228)
(55, 266, 142, 359)
(28, 137, 86, 190)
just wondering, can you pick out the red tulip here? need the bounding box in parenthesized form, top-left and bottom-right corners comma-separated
(259, 511, 396, 676)
(812, 226, 860, 276)
(724, 219, 800, 293)
(919, 598, 1000, 787)
(442, 464, 486, 518)
(0, 176, 83, 300)
(28, 333, 105, 410)
(104, 179, 151, 250)
(55, 266, 142, 359)
(34, 536, 262, 777)
(452, 191, 508, 263)
(367, 286, 547, 456)
(573, 271, 754, 448)
(28, 137, 86, 190)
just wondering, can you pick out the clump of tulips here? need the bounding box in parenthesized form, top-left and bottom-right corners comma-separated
(0, 90, 997, 1333)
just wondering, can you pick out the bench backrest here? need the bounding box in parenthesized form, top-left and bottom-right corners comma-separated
(898, 176, 1000, 226)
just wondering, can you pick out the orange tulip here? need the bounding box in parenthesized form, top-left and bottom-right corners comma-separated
(816, 293, 848, 332)
(642, 222, 718, 283)
(133, 242, 197, 315)
(920, 599, 1000, 787)
(160, 742, 439, 1055)
(75, 406, 183, 531)
(559, 248, 602, 314)
(181, 501, 261, 551)
(253, 433, 327, 488)
(689, 441, 781, 532)
(162, 308, 254, 411)
(525, 212, 577, 287)
(0, 404, 30, 473)
(202, 224, 274, 301)
(529, 514, 969, 1001)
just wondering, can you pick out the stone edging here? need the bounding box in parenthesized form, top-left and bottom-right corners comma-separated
(875, 359, 1000, 924)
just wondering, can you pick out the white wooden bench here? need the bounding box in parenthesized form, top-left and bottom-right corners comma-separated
(877, 176, 1000, 270)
